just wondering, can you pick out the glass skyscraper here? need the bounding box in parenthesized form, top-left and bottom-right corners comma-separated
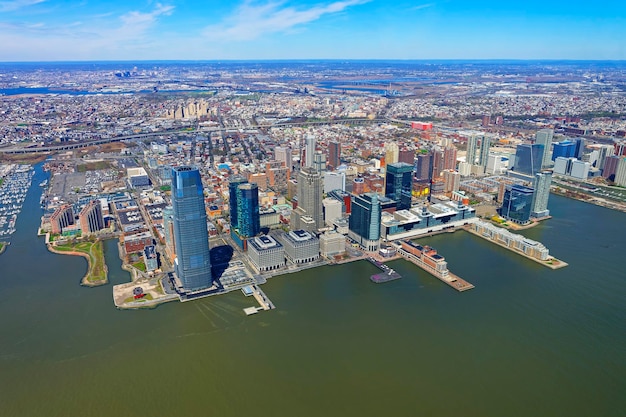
(531, 172, 552, 218)
(236, 183, 261, 238)
(385, 162, 414, 210)
(228, 176, 248, 231)
(171, 166, 212, 292)
(535, 129, 554, 168)
(348, 193, 382, 251)
(499, 184, 534, 224)
(513, 144, 544, 176)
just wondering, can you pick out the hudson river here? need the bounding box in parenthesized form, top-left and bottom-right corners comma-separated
(0, 164, 624, 417)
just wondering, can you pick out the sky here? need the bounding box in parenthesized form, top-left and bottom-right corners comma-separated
(1, 0, 625, 61)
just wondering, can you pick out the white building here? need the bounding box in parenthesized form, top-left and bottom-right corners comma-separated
(570, 160, 590, 180)
(323, 171, 346, 193)
(319, 231, 346, 257)
(322, 198, 343, 226)
(280, 230, 320, 264)
(247, 235, 285, 272)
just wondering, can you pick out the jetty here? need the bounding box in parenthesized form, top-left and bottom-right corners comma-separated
(242, 285, 275, 315)
(396, 241, 474, 292)
(367, 257, 402, 283)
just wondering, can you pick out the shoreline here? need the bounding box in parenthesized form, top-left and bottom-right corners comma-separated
(46, 242, 108, 287)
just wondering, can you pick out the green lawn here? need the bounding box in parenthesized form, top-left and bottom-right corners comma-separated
(54, 240, 107, 283)
(132, 261, 147, 272)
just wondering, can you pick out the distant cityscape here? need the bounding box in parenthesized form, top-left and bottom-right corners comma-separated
(0, 61, 625, 308)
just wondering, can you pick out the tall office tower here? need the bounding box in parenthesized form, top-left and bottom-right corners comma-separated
(531, 172, 552, 218)
(171, 166, 212, 292)
(466, 135, 479, 165)
(431, 149, 444, 178)
(384, 142, 399, 165)
(385, 162, 414, 210)
(551, 140, 576, 160)
(535, 129, 554, 168)
(398, 149, 415, 164)
(236, 183, 261, 238)
(305, 135, 316, 168)
(614, 157, 626, 186)
(442, 169, 461, 193)
(574, 138, 587, 159)
(274, 146, 292, 168)
(323, 171, 346, 193)
(478, 135, 492, 168)
(603, 156, 620, 180)
(79, 200, 105, 234)
(348, 193, 382, 251)
(313, 151, 327, 173)
(50, 204, 74, 234)
(513, 144, 544, 176)
(596, 144, 615, 171)
(294, 167, 324, 229)
(414, 152, 433, 181)
(328, 141, 341, 170)
(498, 184, 534, 224)
(615, 141, 626, 157)
(228, 176, 248, 231)
(443, 146, 458, 171)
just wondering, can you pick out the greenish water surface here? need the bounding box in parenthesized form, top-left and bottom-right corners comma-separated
(0, 164, 624, 417)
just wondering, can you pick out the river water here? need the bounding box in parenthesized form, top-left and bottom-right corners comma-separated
(0, 163, 624, 417)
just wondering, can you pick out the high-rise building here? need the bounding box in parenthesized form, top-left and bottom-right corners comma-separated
(552, 140, 576, 161)
(305, 135, 316, 168)
(384, 142, 399, 165)
(531, 172, 552, 218)
(236, 183, 261, 238)
(603, 155, 620, 180)
(535, 129, 554, 168)
(398, 149, 415, 165)
(574, 138, 587, 159)
(328, 141, 341, 170)
(513, 144, 544, 176)
(228, 176, 248, 231)
(596, 144, 615, 171)
(499, 185, 534, 224)
(466, 135, 479, 165)
(323, 171, 345, 193)
(293, 167, 323, 230)
(79, 200, 105, 234)
(414, 152, 432, 181)
(614, 157, 626, 186)
(478, 135, 491, 168)
(431, 149, 444, 178)
(385, 162, 414, 210)
(50, 204, 74, 234)
(348, 193, 382, 251)
(443, 146, 458, 171)
(274, 146, 292, 169)
(171, 166, 212, 292)
(442, 169, 461, 193)
(313, 151, 327, 173)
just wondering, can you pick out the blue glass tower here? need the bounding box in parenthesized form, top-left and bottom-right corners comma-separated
(171, 166, 212, 291)
(348, 193, 382, 251)
(513, 144, 544, 176)
(551, 140, 576, 161)
(385, 162, 413, 210)
(498, 184, 534, 224)
(236, 183, 261, 238)
(228, 176, 248, 231)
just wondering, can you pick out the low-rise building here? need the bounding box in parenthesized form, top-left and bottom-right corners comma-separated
(280, 230, 320, 264)
(247, 235, 285, 272)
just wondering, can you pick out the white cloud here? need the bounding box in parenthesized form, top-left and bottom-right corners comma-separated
(0, 0, 44, 12)
(409, 3, 435, 11)
(204, 0, 370, 41)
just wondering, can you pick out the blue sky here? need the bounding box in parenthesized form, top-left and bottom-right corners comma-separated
(1, 0, 624, 61)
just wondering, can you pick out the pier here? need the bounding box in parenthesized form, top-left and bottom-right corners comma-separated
(242, 285, 275, 315)
(396, 241, 474, 292)
(367, 257, 402, 283)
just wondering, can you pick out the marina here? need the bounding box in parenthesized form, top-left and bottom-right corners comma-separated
(0, 164, 34, 241)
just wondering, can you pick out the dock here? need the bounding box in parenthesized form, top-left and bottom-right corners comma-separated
(397, 242, 474, 292)
(367, 257, 402, 283)
(242, 285, 275, 315)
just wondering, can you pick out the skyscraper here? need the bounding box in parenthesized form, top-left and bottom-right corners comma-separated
(274, 146, 292, 169)
(499, 184, 534, 224)
(478, 135, 491, 168)
(384, 142, 399, 165)
(431, 149, 444, 178)
(551, 140, 576, 160)
(328, 141, 341, 170)
(228, 176, 248, 231)
(385, 162, 413, 210)
(535, 129, 554, 168)
(466, 135, 479, 165)
(50, 204, 74, 234)
(414, 152, 433, 181)
(293, 167, 323, 230)
(171, 166, 212, 292)
(236, 183, 261, 238)
(531, 172, 552, 218)
(443, 146, 458, 171)
(513, 144, 544, 176)
(313, 151, 327, 173)
(305, 135, 316, 168)
(348, 193, 382, 251)
(79, 199, 104, 234)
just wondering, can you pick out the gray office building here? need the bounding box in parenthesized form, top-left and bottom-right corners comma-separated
(248, 235, 285, 272)
(280, 230, 320, 264)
